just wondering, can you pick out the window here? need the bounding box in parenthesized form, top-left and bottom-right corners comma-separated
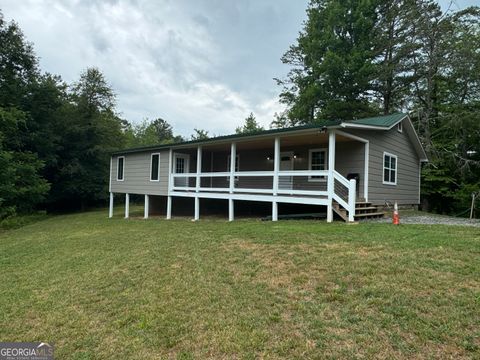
(383, 152, 397, 185)
(150, 153, 160, 181)
(309, 149, 327, 181)
(174, 154, 189, 187)
(227, 155, 240, 180)
(175, 157, 185, 173)
(397, 121, 403, 133)
(117, 156, 124, 181)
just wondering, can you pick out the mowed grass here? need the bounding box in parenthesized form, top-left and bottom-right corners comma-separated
(0, 207, 479, 359)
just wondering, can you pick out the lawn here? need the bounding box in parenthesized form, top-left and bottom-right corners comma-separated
(0, 208, 479, 359)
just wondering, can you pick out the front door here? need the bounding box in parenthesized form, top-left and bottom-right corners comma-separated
(174, 154, 190, 187)
(279, 152, 293, 190)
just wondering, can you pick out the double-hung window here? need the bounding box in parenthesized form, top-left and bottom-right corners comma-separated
(383, 152, 397, 185)
(309, 149, 327, 181)
(117, 156, 125, 181)
(150, 153, 160, 181)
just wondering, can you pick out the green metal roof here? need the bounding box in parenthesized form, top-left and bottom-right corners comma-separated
(111, 113, 409, 155)
(345, 112, 407, 128)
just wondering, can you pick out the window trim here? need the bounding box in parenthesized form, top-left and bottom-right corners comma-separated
(382, 151, 398, 185)
(150, 153, 161, 182)
(308, 148, 328, 182)
(116, 156, 125, 181)
(173, 153, 190, 174)
(397, 121, 403, 133)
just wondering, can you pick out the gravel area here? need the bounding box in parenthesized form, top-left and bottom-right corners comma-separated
(365, 213, 480, 227)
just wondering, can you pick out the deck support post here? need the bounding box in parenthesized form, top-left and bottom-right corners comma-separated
(194, 197, 200, 221)
(327, 131, 336, 223)
(125, 193, 130, 219)
(272, 201, 278, 221)
(144, 194, 149, 219)
(228, 198, 234, 221)
(109, 192, 114, 218)
(166, 196, 172, 219)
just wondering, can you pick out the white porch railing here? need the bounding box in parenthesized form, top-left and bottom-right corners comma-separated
(169, 170, 356, 221)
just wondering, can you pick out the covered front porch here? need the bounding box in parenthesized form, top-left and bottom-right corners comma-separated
(166, 129, 369, 222)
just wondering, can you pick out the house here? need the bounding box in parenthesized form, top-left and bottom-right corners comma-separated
(109, 113, 427, 222)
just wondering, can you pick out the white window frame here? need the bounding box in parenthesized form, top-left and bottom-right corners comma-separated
(116, 156, 125, 181)
(383, 152, 398, 185)
(397, 121, 403, 133)
(173, 153, 190, 174)
(227, 154, 240, 181)
(308, 148, 328, 182)
(150, 153, 161, 182)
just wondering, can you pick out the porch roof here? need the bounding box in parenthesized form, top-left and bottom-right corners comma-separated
(112, 119, 341, 155)
(112, 112, 420, 156)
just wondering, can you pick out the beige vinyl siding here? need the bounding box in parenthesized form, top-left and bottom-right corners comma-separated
(344, 123, 421, 205)
(110, 150, 170, 195)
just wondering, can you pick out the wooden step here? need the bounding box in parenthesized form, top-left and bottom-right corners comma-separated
(355, 202, 372, 208)
(332, 206, 348, 221)
(354, 212, 385, 218)
(355, 206, 378, 211)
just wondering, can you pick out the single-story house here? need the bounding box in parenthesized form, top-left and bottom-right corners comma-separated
(109, 113, 427, 222)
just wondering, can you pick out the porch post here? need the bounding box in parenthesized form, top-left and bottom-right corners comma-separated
(194, 145, 202, 221)
(272, 137, 280, 221)
(327, 131, 336, 223)
(125, 193, 130, 219)
(273, 137, 280, 196)
(167, 148, 173, 220)
(144, 194, 149, 219)
(229, 142, 236, 193)
(364, 142, 369, 202)
(196, 146, 202, 192)
(109, 192, 114, 218)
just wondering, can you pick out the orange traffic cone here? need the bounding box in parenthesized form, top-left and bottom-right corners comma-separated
(393, 201, 400, 225)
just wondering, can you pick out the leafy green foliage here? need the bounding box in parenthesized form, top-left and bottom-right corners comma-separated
(279, 1, 480, 214)
(190, 128, 209, 140)
(235, 112, 264, 134)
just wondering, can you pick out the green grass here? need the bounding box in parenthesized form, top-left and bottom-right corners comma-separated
(0, 207, 479, 359)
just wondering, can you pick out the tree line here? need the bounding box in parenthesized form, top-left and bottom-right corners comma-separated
(275, 0, 480, 215)
(0, 10, 267, 218)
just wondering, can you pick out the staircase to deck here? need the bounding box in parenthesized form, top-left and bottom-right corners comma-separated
(333, 201, 385, 222)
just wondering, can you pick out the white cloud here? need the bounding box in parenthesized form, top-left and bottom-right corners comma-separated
(2, 0, 307, 137)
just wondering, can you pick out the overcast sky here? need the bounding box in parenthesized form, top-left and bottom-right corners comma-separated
(2, 0, 477, 137)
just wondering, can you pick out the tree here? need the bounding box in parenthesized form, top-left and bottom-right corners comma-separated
(46, 68, 125, 210)
(0, 12, 49, 218)
(191, 128, 209, 140)
(372, 0, 417, 114)
(0, 12, 38, 108)
(278, 0, 381, 123)
(236, 113, 264, 134)
(0, 108, 49, 218)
